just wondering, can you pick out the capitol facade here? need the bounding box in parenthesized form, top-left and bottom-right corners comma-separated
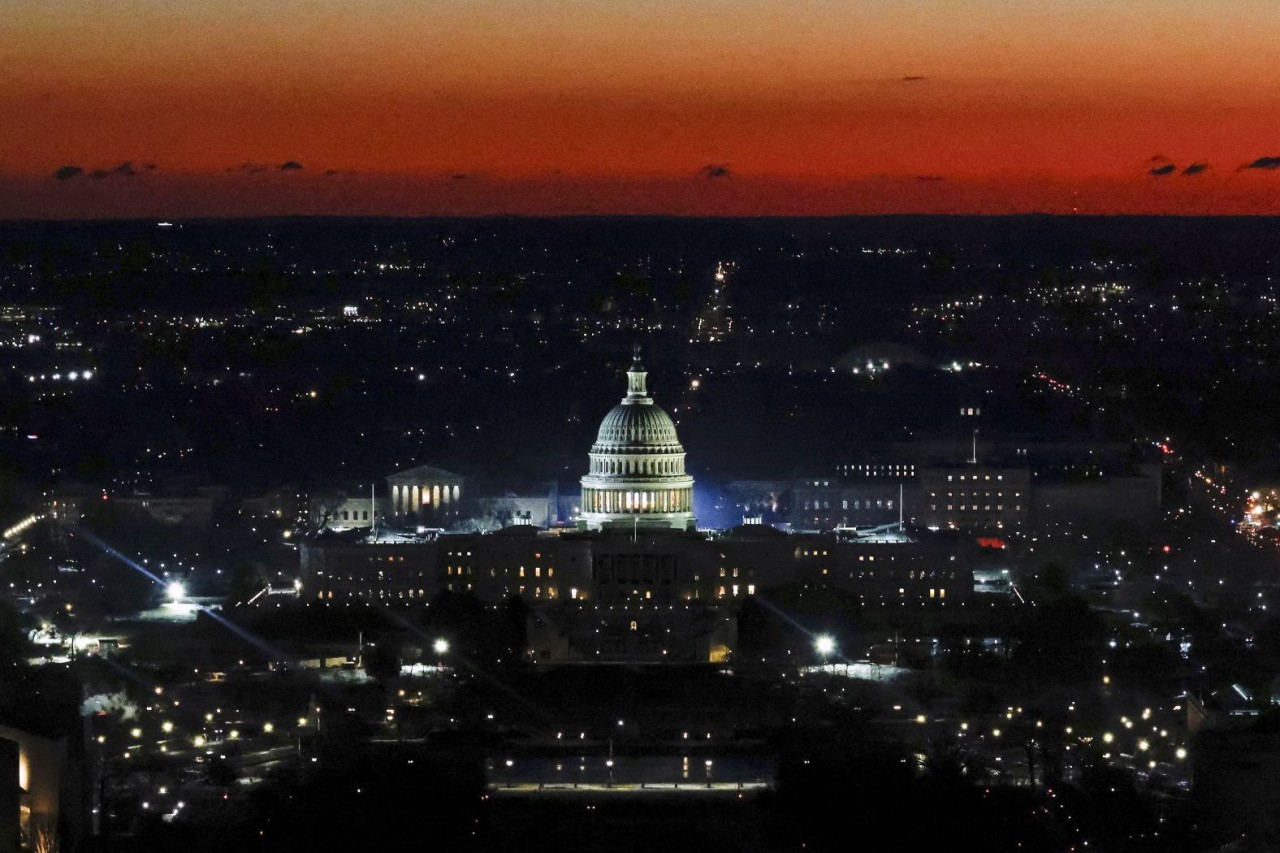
(579, 347, 695, 531)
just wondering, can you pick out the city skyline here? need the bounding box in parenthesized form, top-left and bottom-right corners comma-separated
(4, 0, 1280, 217)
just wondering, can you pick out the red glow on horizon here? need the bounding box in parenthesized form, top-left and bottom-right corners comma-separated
(3, 1, 1280, 216)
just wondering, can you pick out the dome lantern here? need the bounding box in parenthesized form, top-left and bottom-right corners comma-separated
(626, 343, 649, 400)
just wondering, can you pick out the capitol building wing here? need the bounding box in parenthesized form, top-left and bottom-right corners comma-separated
(579, 348, 695, 531)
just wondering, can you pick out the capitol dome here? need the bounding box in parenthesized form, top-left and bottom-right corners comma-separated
(594, 401, 681, 448)
(579, 347, 695, 531)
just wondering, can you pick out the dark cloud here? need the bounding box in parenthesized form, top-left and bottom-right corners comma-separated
(1147, 154, 1170, 163)
(451, 173, 471, 180)
(324, 169, 340, 176)
(916, 175, 944, 181)
(1148, 164, 1176, 176)
(278, 161, 303, 171)
(53, 165, 84, 180)
(1182, 162, 1210, 176)
(902, 76, 926, 82)
(700, 164, 731, 178)
(1242, 156, 1280, 170)
(89, 161, 138, 179)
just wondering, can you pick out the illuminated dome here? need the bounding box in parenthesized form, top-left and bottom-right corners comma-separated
(594, 401, 681, 448)
(579, 347, 695, 531)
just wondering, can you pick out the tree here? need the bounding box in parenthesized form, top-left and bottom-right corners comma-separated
(362, 641, 400, 686)
(1011, 595, 1107, 684)
(0, 600, 30, 667)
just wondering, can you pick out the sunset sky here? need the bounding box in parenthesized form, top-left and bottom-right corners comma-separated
(3, 0, 1280, 217)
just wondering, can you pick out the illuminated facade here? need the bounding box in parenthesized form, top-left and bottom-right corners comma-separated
(386, 465, 464, 522)
(302, 527, 976, 614)
(579, 347, 695, 531)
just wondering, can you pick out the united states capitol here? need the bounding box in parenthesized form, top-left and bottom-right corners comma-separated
(298, 346, 1072, 663)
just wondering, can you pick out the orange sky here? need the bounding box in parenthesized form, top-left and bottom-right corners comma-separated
(3, 0, 1280, 216)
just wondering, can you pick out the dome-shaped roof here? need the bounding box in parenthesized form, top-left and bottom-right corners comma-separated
(593, 402, 682, 449)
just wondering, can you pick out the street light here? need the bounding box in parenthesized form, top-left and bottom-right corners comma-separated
(166, 581, 186, 602)
(814, 634, 836, 671)
(704, 759, 713, 788)
(433, 638, 449, 655)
